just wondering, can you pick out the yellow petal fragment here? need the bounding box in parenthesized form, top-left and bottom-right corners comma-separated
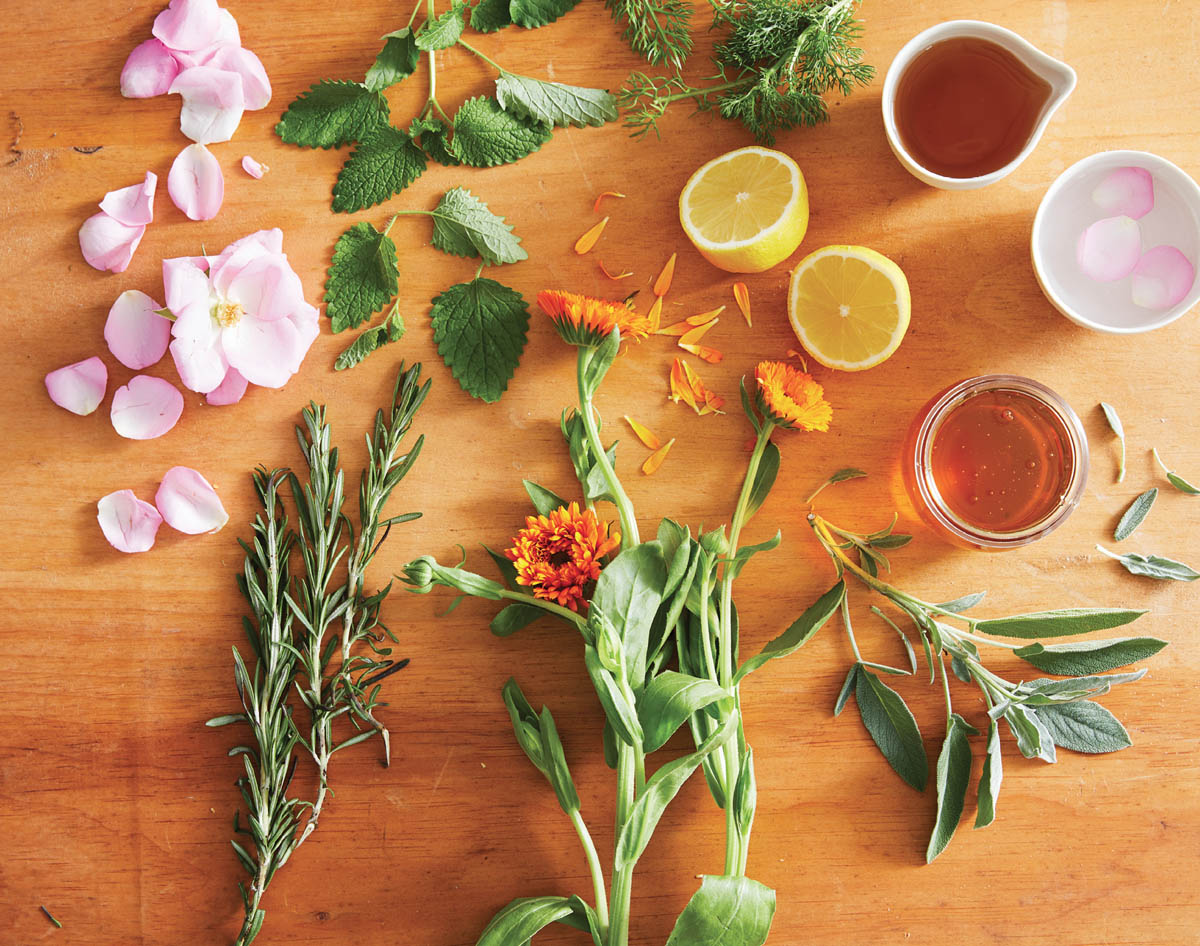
(574, 216, 609, 255)
(669, 359, 697, 409)
(680, 343, 724, 364)
(687, 306, 725, 326)
(678, 320, 718, 346)
(670, 358, 725, 414)
(657, 320, 691, 336)
(599, 260, 634, 280)
(786, 348, 810, 372)
(647, 295, 663, 333)
(653, 252, 677, 297)
(642, 438, 676, 475)
(734, 282, 751, 326)
(624, 415, 662, 450)
(593, 191, 625, 214)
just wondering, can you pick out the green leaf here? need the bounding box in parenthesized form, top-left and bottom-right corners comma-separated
(470, 0, 512, 32)
(744, 442, 780, 520)
(510, 0, 581, 27)
(736, 581, 844, 682)
(1014, 669, 1146, 705)
(1100, 402, 1126, 483)
(1003, 704, 1055, 763)
(1096, 544, 1200, 581)
(334, 305, 405, 370)
(665, 874, 776, 946)
(496, 71, 617, 128)
(205, 714, 247, 727)
(581, 327, 620, 399)
(926, 713, 973, 862)
(364, 29, 421, 91)
(834, 663, 859, 716)
(1035, 700, 1132, 754)
(1154, 448, 1200, 494)
(409, 116, 460, 166)
(490, 603, 544, 636)
(332, 125, 427, 212)
(591, 542, 667, 686)
(325, 221, 399, 333)
(476, 895, 579, 946)
(450, 96, 552, 168)
(483, 544, 519, 588)
(870, 533, 913, 550)
(1013, 637, 1167, 676)
(430, 277, 530, 402)
(638, 671, 727, 753)
(276, 80, 389, 148)
(935, 591, 987, 613)
(854, 668, 927, 790)
(614, 715, 734, 871)
(726, 531, 781, 582)
(584, 644, 643, 748)
(538, 707, 580, 813)
(522, 480, 568, 516)
(1114, 488, 1157, 541)
(416, 2, 466, 49)
(733, 747, 756, 837)
(429, 187, 527, 265)
(502, 678, 546, 773)
(975, 607, 1148, 639)
(974, 720, 1002, 829)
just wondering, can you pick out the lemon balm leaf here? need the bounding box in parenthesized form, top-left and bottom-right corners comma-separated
(450, 96, 552, 167)
(325, 222, 400, 333)
(471, 0, 512, 32)
(431, 278, 530, 402)
(496, 72, 618, 128)
(415, 2, 466, 50)
(332, 126, 427, 212)
(276, 80, 389, 149)
(364, 29, 421, 92)
(429, 187, 527, 265)
(510, 0, 581, 28)
(334, 306, 406, 371)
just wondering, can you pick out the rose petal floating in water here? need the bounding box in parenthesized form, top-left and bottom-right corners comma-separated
(110, 375, 185, 440)
(168, 142, 224, 220)
(1131, 245, 1196, 310)
(97, 489, 163, 554)
(105, 290, 172, 369)
(1077, 215, 1142, 282)
(155, 466, 229, 534)
(45, 357, 108, 416)
(1092, 166, 1155, 220)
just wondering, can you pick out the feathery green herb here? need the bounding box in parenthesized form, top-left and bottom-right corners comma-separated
(606, 0, 695, 69)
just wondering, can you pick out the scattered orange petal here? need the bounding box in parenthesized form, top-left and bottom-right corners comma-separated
(687, 306, 725, 326)
(623, 415, 662, 450)
(653, 253, 677, 297)
(642, 438, 676, 475)
(678, 321, 717, 346)
(647, 296, 663, 333)
(669, 358, 725, 415)
(599, 260, 634, 280)
(592, 191, 625, 214)
(786, 348, 810, 371)
(657, 320, 691, 336)
(668, 359, 697, 410)
(733, 282, 751, 326)
(574, 216, 609, 255)
(680, 343, 724, 363)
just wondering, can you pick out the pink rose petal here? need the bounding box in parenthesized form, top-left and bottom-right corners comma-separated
(98, 489, 163, 553)
(169, 66, 245, 144)
(241, 155, 267, 179)
(170, 299, 228, 393)
(286, 304, 321, 373)
(1092, 166, 1155, 221)
(205, 45, 271, 110)
(153, 0, 222, 52)
(121, 39, 181, 98)
(1131, 245, 1196, 311)
(155, 466, 229, 534)
(162, 256, 212, 314)
(45, 356, 107, 416)
(79, 213, 146, 273)
(168, 143, 224, 221)
(1077, 215, 1142, 282)
(104, 290, 171, 370)
(110, 375, 185, 440)
(221, 312, 305, 388)
(206, 366, 249, 405)
(99, 171, 157, 227)
(226, 254, 307, 323)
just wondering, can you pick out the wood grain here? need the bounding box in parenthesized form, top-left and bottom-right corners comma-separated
(2, 1, 1199, 944)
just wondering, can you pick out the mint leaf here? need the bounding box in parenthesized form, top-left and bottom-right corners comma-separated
(364, 29, 421, 92)
(496, 72, 617, 128)
(325, 222, 399, 333)
(416, 2, 466, 49)
(431, 277, 530, 402)
(450, 96, 551, 167)
(470, 0, 512, 32)
(276, 80, 389, 149)
(409, 116, 460, 166)
(430, 187, 527, 265)
(334, 306, 406, 370)
(510, 0, 580, 28)
(332, 125, 427, 212)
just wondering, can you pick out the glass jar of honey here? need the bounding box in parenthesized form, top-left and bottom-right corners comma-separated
(902, 375, 1089, 549)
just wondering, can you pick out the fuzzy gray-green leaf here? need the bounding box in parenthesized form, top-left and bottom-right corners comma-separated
(1035, 700, 1132, 754)
(926, 713, 973, 862)
(1013, 637, 1167, 676)
(854, 668, 927, 790)
(1096, 544, 1200, 581)
(974, 720, 1003, 829)
(1114, 488, 1157, 541)
(975, 607, 1147, 639)
(1100, 402, 1126, 483)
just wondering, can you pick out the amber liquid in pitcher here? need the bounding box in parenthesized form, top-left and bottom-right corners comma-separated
(894, 36, 1052, 178)
(929, 389, 1074, 533)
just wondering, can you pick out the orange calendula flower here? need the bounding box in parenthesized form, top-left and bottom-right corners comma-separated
(538, 290, 654, 347)
(754, 361, 832, 432)
(505, 502, 620, 612)
(669, 358, 725, 415)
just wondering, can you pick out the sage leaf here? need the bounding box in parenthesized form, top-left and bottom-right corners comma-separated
(735, 581, 844, 682)
(806, 467, 867, 503)
(870, 532, 913, 550)
(854, 668, 927, 790)
(1013, 637, 1167, 676)
(834, 663, 859, 716)
(974, 720, 1002, 829)
(950, 653, 972, 683)
(592, 542, 667, 686)
(490, 603, 544, 637)
(476, 895, 579, 946)
(638, 670, 727, 753)
(664, 874, 776, 946)
(1096, 544, 1200, 581)
(584, 645, 643, 749)
(537, 707, 580, 814)
(871, 607, 918, 673)
(926, 713, 973, 862)
(935, 591, 987, 613)
(1035, 700, 1132, 754)
(1114, 488, 1157, 541)
(1099, 402, 1126, 483)
(1153, 447, 1200, 494)
(1003, 704, 1055, 763)
(744, 442, 780, 520)
(522, 479, 568, 516)
(1016, 669, 1146, 705)
(975, 607, 1147, 639)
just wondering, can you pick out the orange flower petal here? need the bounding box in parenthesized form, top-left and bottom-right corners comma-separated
(669, 358, 697, 409)
(786, 348, 810, 372)
(734, 282, 751, 326)
(599, 260, 634, 280)
(653, 252, 677, 297)
(657, 320, 692, 336)
(647, 295, 663, 333)
(680, 343, 724, 363)
(641, 438, 675, 475)
(670, 358, 724, 414)
(687, 306, 725, 326)
(592, 191, 625, 214)
(624, 415, 662, 450)
(574, 216, 609, 255)
(678, 320, 717, 346)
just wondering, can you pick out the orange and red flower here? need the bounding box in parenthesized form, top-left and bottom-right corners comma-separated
(537, 290, 654, 348)
(754, 361, 832, 432)
(505, 502, 620, 612)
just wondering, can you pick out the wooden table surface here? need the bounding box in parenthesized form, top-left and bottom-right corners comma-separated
(4, 1, 1199, 943)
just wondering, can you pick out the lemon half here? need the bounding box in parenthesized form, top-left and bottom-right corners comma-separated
(787, 245, 911, 371)
(679, 146, 809, 274)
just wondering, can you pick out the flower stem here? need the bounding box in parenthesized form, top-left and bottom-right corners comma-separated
(576, 347, 639, 549)
(498, 588, 587, 628)
(569, 809, 610, 938)
(456, 37, 505, 73)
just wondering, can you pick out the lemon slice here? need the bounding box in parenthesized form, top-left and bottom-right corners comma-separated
(679, 146, 809, 274)
(787, 245, 911, 371)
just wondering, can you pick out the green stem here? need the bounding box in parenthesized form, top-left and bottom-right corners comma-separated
(569, 809, 610, 938)
(936, 653, 953, 728)
(609, 743, 636, 946)
(498, 588, 587, 628)
(456, 37, 505, 73)
(660, 76, 752, 109)
(576, 347, 639, 549)
(841, 593, 864, 663)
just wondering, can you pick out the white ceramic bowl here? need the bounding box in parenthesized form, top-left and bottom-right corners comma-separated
(881, 20, 1076, 190)
(1032, 150, 1200, 333)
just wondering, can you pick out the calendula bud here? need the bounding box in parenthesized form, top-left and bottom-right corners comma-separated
(400, 556, 435, 591)
(701, 525, 729, 557)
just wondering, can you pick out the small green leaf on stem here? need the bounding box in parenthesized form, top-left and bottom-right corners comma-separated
(1095, 544, 1200, 581)
(743, 441, 780, 520)
(1153, 447, 1200, 494)
(806, 467, 867, 503)
(638, 670, 727, 753)
(429, 187, 527, 265)
(276, 80, 389, 148)
(1035, 700, 1132, 754)
(1114, 488, 1157, 541)
(496, 72, 618, 128)
(334, 305, 405, 370)
(834, 662, 860, 716)
(926, 713, 973, 862)
(522, 480, 569, 516)
(430, 277, 530, 402)
(332, 126, 427, 212)
(1099, 402, 1126, 483)
(365, 29, 421, 91)
(416, 2, 466, 50)
(736, 580, 844, 682)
